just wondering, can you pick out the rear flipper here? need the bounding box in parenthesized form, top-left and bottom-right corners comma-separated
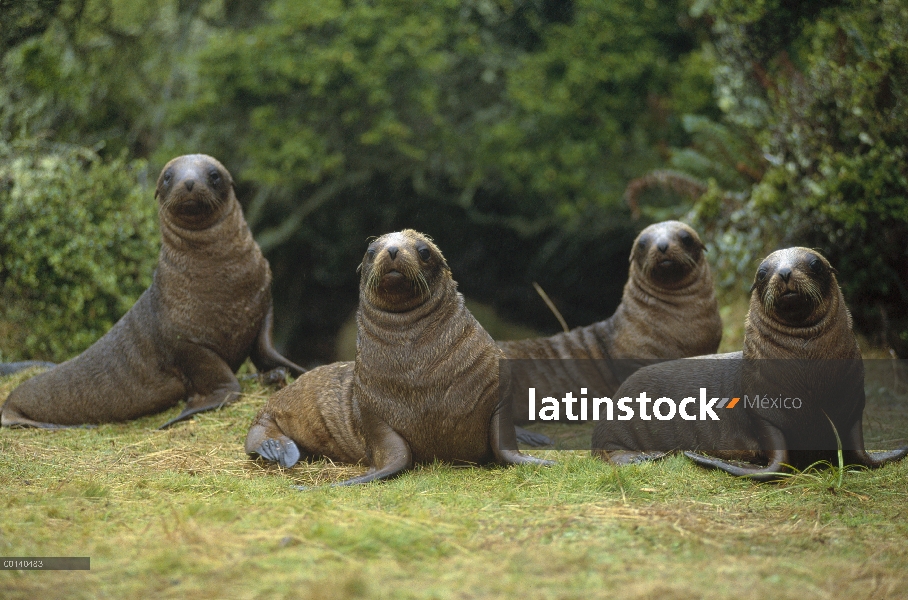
(240, 367, 290, 388)
(515, 426, 553, 447)
(250, 305, 307, 377)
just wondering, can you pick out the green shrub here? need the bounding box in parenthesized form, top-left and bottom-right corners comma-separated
(0, 142, 158, 361)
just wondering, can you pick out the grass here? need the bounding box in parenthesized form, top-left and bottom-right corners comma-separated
(2, 366, 908, 599)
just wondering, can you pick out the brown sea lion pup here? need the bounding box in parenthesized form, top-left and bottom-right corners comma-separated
(245, 230, 553, 485)
(500, 221, 721, 444)
(1, 154, 305, 429)
(501, 220, 721, 363)
(591, 247, 908, 480)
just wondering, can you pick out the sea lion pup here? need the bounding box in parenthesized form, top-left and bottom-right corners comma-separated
(245, 230, 553, 485)
(592, 248, 908, 480)
(500, 221, 721, 444)
(500, 220, 721, 363)
(1, 154, 305, 429)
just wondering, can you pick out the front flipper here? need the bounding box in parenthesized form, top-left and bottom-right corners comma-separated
(158, 346, 242, 429)
(491, 404, 555, 466)
(842, 417, 908, 468)
(250, 304, 307, 377)
(683, 420, 790, 482)
(245, 415, 302, 468)
(515, 426, 553, 447)
(256, 436, 302, 468)
(326, 418, 413, 486)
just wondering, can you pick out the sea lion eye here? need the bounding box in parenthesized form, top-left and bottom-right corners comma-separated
(208, 169, 221, 185)
(809, 259, 822, 274)
(366, 248, 376, 260)
(757, 268, 767, 282)
(163, 170, 172, 184)
(417, 247, 431, 261)
(679, 231, 693, 246)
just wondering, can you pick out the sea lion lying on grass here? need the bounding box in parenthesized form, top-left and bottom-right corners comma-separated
(246, 229, 553, 485)
(1, 155, 305, 429)
(592, 247, 908, 480)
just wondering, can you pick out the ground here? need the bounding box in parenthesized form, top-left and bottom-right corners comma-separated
(2, 295, 907, 599)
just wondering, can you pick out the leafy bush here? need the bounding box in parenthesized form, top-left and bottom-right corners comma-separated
(636, 0, 908, 354)
(0, 142, 158, 361)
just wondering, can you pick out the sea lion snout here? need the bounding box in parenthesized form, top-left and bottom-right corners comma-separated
(361, 230, 449, 312)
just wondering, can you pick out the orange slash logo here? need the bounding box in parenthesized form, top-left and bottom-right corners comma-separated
(716, 397, 740, 409)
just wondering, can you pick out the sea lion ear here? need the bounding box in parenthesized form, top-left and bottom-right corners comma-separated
(749, 280, 757, 293)
(356, 262, 363, 274)
(154, 189, 159, 200)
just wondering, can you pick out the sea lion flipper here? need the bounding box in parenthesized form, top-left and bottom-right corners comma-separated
(158, 346, 242, 429)
(250, 304, 307, 377)
(514, 426, 553, 447)
(490, 405, 555, 467)
(331, 419, 412, 486)
(683, 448, 789, 482)
(244, 414, 302, 467)
(841, 418, 908, 467)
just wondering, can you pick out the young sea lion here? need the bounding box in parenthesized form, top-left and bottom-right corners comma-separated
(245, 230, 553, 485)
(500, 221, 721, 445)
(591, 247, 908, 480)
(1, 154, 305, 429)
(501, 220, 721, 363)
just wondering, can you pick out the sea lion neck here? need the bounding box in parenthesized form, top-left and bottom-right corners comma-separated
(626, 258, 712, 305)
(158, 197, 249, 253)
(358, 276, 460, 341)
(744, 278, 857, 360)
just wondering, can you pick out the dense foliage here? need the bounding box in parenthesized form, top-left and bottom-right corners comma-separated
(678, 0, 908, 355)
(1, 0, 711, 362)
(1, 0, 904, 360)
(0, 142, 157, 361)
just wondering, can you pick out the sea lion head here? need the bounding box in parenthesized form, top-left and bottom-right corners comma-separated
(630, 221, 706, 288)
(155, 154, 235, 230)
(750, 247, 837, 327)
(359, 229, 451, 312)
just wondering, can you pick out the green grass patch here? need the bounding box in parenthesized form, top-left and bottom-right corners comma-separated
(1, 370, 907, 599)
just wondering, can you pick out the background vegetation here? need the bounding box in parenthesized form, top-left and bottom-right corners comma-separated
(0, 0, 905, 362)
